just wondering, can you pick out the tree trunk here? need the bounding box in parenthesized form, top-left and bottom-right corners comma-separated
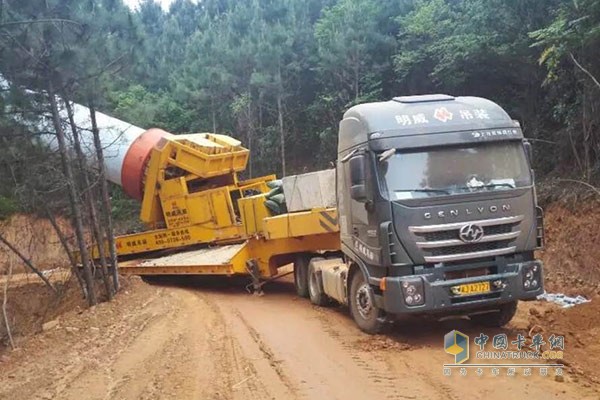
(2, 258, 15, 350)
(277, 92, 285, 177)
(47, 82, 97, 306)
(353, 49, 360, 101)
(211, 96, 217, 133)
(277, 63, 286, 177)
(64, 99, 113, 299)
(89, 102, 120, 292)
(247, 100, 253, 178)
(0, 233, 57, 293)
(258, 91, 264, 129)
(583, 90, 591, 181)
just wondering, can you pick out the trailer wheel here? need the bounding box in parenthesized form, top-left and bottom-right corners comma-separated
(349, 271, 384, 334)
(308, 260, 329, 306)
(470, 301, 518, 327)
(293, 254, 310, 298)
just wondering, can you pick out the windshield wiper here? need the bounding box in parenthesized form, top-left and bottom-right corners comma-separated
(456, 183, 516, 191)
(394, 188, 451, 194)
(483, 183, 515, 189)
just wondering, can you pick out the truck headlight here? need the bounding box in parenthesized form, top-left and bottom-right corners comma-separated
(523, 263, 542, 291)
(525, 271, 533, 280)
(401, 278, 425, 306)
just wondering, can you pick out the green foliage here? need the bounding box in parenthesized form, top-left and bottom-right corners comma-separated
(109, 185, 143, 232)
(315, 0, 391, 93)
(529, 0, 600, 179)
(108, 85, 193, 132)
(2, 0, 600, 218)
(531, 0, 600, 83)
(0, 195, 19, 220)
(395, 0, 558, 93)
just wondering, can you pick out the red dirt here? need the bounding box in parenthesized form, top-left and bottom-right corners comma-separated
(539, 200, 600, 296)
(516, 299, 600, 386)
(0, 274, 109, 350)
(514, 199, 600, 385)
(0, 214, 74, 274)
(1, 201, 600, 398)
(2, 277, 599, 400)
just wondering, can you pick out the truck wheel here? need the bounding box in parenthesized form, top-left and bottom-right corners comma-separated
(293, 254, 310, 298)
(349, 271, 385, 334)
(308, 260, 329, 306)
(470, 301, 518, 327)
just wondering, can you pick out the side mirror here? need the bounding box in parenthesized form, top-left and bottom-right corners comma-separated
(523, 140, 533, 165)
(349, 154, 367, 202)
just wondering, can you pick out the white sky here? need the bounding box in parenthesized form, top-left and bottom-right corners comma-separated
(123, 0, 175, 11)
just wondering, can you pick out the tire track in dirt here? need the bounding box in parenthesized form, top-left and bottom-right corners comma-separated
(194, 289, 298, 399)
(213, 279, 599, 400)
(311, 305, 439, 400)
(234, 309, 297, 392)
(56, 289, 190, 400)
(30, 285, 263, 400)
(2, 278, 600, 400)
(207, 283, 441, 399)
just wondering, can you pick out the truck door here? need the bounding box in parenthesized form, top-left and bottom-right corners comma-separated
(343, 152, 379, 264)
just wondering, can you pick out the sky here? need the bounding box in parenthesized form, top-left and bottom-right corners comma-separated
(123, 0, 175, 11)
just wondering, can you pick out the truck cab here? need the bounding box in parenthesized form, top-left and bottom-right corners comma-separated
(332, 94, 544, 332)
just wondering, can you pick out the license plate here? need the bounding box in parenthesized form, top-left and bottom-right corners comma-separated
(452, 281, 491, 296)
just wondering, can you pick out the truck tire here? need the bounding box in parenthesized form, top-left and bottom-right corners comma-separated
(308, 260, 329, 306)
(470, 301, 518, 327)
(349, 271, 385, 334)
(293, 254, 310, 298)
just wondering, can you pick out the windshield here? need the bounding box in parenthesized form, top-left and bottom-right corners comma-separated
(377, 142, 532, 200)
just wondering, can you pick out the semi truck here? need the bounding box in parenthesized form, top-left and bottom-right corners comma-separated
(74, 94, 544, 334)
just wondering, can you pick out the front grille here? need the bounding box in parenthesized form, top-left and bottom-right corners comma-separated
(445, 267, 491, 280)
(410, 215, 523, 263)
(430, 240, 512, 256)
(422, 223, 514, 242)
(484, 224, 514, 235)
(423, 230, 457, 241)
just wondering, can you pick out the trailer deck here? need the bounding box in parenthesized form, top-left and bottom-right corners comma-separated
(116, 207, 341, 278)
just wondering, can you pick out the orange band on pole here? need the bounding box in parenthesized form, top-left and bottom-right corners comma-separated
(121, 128, 172, 200)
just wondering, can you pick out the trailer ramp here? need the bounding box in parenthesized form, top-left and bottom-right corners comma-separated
(120, 243, 246, 275)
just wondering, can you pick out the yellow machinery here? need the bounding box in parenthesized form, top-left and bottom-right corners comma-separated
(100, 131, 340, 282)
(97, 132, 274, 256)
(120, 207, 340, 279)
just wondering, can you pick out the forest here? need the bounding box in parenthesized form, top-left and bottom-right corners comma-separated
(1, 0, 599, 178)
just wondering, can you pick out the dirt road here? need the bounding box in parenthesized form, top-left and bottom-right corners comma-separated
(1, 277, 598, 400)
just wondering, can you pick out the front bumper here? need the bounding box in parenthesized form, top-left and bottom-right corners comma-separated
(376, 260, 543, 315)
